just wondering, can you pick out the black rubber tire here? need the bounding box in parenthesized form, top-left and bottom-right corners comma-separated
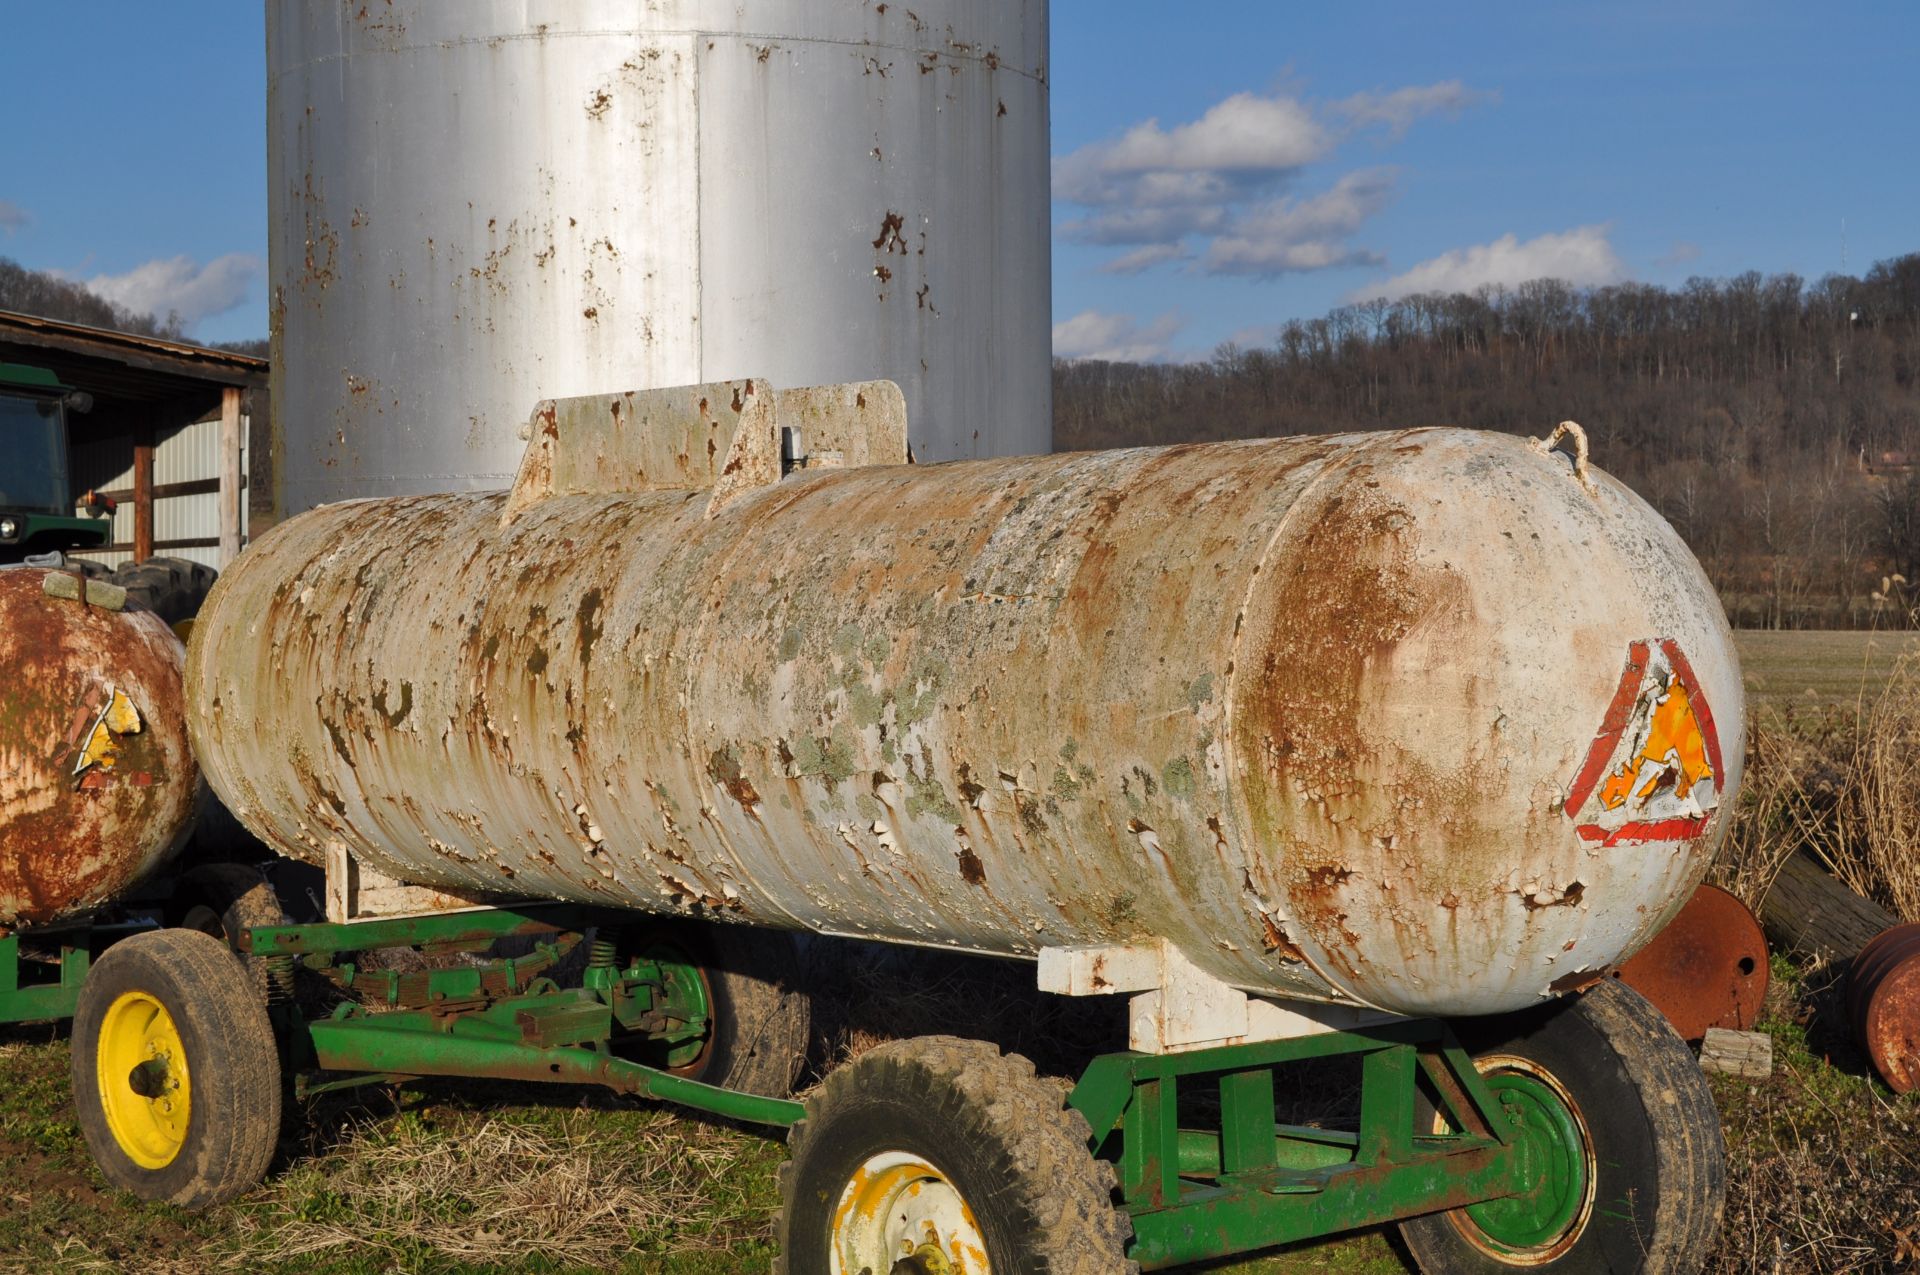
(71, 928, 281, 1209)
(173, 862, 285, 944)
(777, 1035, 1135, 1275)
(172, 862, 288, 994)
(109, 555, 218, 625)
(634, 924, 812, 1099)
(1398, 979, 1726, 1274)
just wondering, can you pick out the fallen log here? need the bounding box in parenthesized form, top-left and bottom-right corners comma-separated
(1759, 851, 1901, 964)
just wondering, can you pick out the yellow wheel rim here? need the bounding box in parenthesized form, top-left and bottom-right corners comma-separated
(831, 1151, 989, 1275)
(96, 990, 191, 1170)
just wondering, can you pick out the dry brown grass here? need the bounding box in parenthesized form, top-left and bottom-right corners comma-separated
(220, 1101, 781, 1272)
(1702, 649, 1920, 1273)
(1856, 656, 1920, 920)
(1713, 655, 1920, 925)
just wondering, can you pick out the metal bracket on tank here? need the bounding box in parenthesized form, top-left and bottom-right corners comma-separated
(501, 377, 909, 526)
(1038, 940, 1403, 1054)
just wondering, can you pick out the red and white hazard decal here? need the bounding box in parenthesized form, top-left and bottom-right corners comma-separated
(1564, 639, 1724, 848)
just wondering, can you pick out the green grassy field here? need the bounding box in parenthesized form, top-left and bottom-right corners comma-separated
(1734, 628, 1920, 712)
(3, 628, 1915, 1273)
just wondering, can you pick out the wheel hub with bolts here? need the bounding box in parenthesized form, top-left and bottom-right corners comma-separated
(1448, 1057, 1596, 1262)
(97, 990, 192, 1170)
(832, 1151, 986, 1275)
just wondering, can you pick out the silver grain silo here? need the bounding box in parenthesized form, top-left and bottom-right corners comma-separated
(266, 0, 1051, 515)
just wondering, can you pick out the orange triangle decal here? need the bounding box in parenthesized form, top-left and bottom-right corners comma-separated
(1565, 640, 1723, 848)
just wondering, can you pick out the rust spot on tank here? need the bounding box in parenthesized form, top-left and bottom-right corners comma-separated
(372, 680, 412, 727)
(1259, 912, 1307, 962)
(576, 590, 605, 661)
(955, 843, 987, 886)
(706, 748, 761, 809)
(1521, 880, 1586, 911)
(955, 763, 986, 808)
(1306, 865, 1354, 891)
(1549, 967, 1609, 995)
(324, 717, 357, 768)
(872, 212, 906, 254)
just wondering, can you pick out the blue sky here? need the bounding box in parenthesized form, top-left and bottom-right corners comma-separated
(2, 3, 1915, 355)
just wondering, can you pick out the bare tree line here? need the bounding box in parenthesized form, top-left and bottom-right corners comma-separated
(1055, 254, 1920, 629)
(0, 256, 268, 356)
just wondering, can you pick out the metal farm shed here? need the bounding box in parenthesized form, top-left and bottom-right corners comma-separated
(0, 310, 268, 570)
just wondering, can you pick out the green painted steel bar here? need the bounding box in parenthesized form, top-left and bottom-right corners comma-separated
(0, 933, 91, 1025)
(303, 1014, 804, 1127)
(1073, 1024, 1513, 1157)
(1174, 1128, 1355, 1177)
(1129, 1142, 1519, 1270)
(242, 902, 615, 957)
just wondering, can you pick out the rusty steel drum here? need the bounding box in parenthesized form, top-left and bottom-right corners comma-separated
(1847, 922, 1920, 1094)
(0, 569, 199, 928)
(187, 424, 1745, 1016)
(1615, 883, 1770, 1040)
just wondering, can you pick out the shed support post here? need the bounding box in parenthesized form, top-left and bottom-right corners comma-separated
(219, 385, 244, 566)
(132, 423, 155, 563)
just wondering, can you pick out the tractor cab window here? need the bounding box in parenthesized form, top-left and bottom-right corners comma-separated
(0, 392, 69, 515)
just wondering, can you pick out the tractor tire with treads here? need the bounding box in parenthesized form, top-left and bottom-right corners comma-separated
(777, 1035, 1135, 1275)
(172, 862, 288, 993)
(1398, 979, 1725, 1274)
(618, 923, 812, 1099)
(71, 928, 280, 1209)
(110, 556, 218, 626)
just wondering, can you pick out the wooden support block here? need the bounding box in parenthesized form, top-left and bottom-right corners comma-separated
(1699, 1027, 1773, 1078)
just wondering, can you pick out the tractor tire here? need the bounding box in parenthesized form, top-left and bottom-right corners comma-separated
(1398, 979, 1726, 1274)
(777, 1035, 1135, 1275)
(172, 862, 288, 993)
(110, 556, 218, 626)
(625, 924, 812, 1099)
(71, 928, 281, 1209)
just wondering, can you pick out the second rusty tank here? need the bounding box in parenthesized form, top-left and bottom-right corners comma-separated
(186, 382, 1745, 1016)
(0, 568, 200, 928)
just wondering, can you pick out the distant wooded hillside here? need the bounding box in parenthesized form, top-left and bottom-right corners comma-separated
(0, 256, 266, 356)
(1055, 254, 1920, 629)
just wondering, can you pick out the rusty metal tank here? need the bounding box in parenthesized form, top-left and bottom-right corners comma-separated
(186, 385, 1745, 1016)
(266, 0, 1052, 519)
(0, 569, 199, 928)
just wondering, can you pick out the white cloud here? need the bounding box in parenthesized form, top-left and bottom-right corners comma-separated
(1099, 244, 1192, 276)
(1053, 310, 1186, 362)
(1332, 81, 1492, 138)
(84, 253, 260, 331)
(1658, 240, 1703, 269)
(1356, 226, 1626, 301)
(1055, 81, 1485, 278)
(1055, 93, 1329, 209)
(1202, 169, 1396, 277)
(1063, 205, 1229, 248)
(0, 200, 28, 233)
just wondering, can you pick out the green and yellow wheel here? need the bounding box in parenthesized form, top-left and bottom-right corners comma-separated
(95, 990, 194, 1170)
(777, 1036, 1135, 1275)
(1399, 979, 1725, 1274)
(72, 928, 281, 1208)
